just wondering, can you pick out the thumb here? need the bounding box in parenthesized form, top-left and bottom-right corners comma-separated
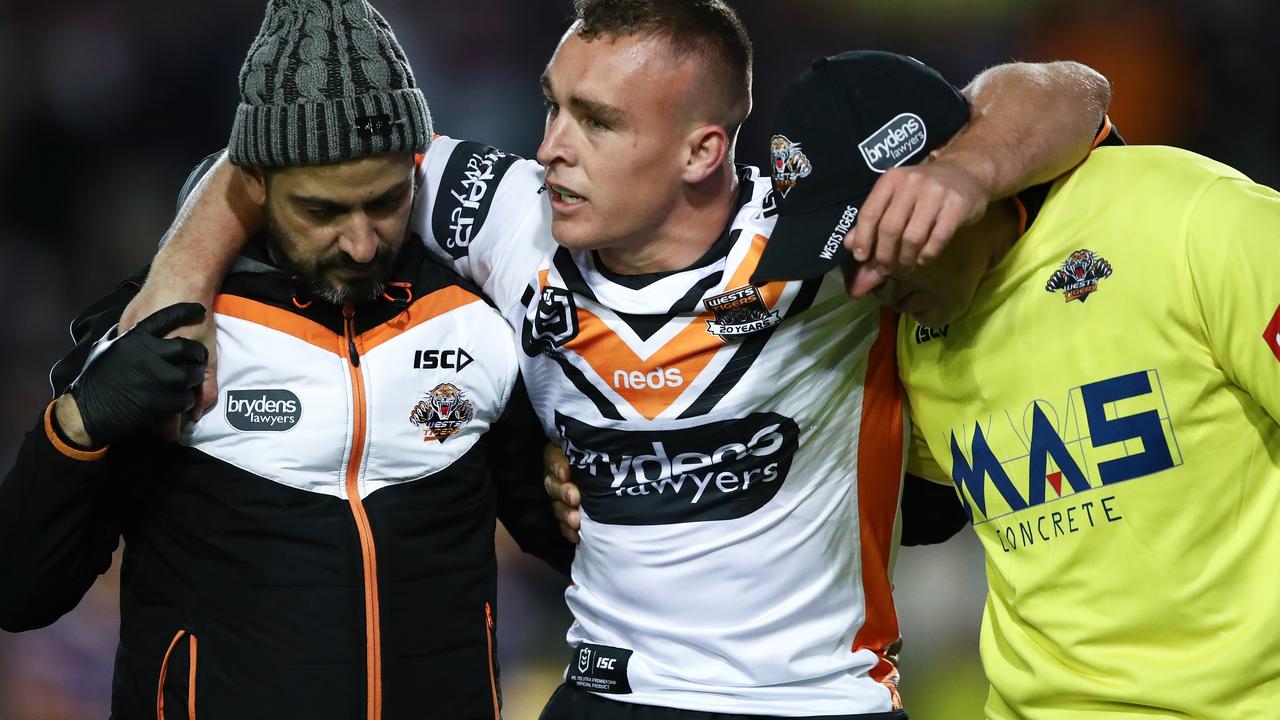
(133, 302, 208, 339)
(847, 265, 886, 299)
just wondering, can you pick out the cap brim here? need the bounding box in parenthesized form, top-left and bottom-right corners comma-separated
(751, 200, 862, 285)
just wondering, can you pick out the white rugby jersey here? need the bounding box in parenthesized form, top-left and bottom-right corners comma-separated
(415, 136, 906, 715)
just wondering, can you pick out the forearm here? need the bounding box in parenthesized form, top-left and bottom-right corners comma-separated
(150, 151, 260, 303)
(945, 61, 1111, 199)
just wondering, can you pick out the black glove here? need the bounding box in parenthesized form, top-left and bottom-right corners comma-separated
(68, 302, 209, 445)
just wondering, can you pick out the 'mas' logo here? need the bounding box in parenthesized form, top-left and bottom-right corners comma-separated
(859, 113, 927, 173)
(556, 411, 799, 525)
(946, 370, 1181, 523)
(225, 389, 301, 432)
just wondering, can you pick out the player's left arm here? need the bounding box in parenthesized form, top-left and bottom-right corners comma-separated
(848, 61, 1111, 276)
(1186, 176, 1280, 424)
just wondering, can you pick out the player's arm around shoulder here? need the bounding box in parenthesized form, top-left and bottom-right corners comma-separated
(416, 136, 553, 309)
(847, 61, 1111, 283)
(1184, 174, 1280, 424)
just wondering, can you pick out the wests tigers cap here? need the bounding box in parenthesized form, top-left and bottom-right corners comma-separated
(751, 51, 970, 284)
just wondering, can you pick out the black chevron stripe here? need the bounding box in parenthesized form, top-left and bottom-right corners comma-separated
(520, 284, 624, 421)
(677, 277, 823, 419)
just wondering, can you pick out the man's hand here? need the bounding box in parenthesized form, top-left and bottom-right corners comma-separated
(64, 303, 209, 447)
(542, 442, 582, 544)
(121, 291, 218, 420)
(845, 60, 1109, 295)
(845, 156, 993, 292)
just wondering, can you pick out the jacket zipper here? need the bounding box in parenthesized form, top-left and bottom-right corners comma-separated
(342, 303, 381, 720)
(486, 602, 499, 720)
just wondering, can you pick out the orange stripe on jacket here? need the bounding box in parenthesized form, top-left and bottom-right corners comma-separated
(214, 295, 339, 354)
(851, 308, 905, 707)
(358, 286, 481, 354)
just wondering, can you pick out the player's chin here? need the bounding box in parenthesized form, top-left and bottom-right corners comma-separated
(550, 215, 607, 251)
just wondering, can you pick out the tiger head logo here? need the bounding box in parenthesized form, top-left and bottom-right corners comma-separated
(409, 383, 475, 442)
(1045, 249, 1113, 303)
(770, 134, 812, 198)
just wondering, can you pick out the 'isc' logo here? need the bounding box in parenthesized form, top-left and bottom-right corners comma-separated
(948, 370, 1182, 523)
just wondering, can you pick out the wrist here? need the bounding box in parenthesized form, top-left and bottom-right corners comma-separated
(934, 146, 1002, 199)
(53, 395, 101, 450)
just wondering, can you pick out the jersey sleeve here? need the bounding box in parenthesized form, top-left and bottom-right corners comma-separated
(413, 136, 554, 311)
(1185, 176, 1280, 425)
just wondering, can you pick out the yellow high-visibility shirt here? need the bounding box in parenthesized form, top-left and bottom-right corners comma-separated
(901, 145, 1280, 719)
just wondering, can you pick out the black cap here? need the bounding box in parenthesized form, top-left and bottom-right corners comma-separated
(751, 51, 970, 284)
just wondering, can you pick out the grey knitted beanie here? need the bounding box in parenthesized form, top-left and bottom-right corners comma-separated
(228, 0, 432, 168)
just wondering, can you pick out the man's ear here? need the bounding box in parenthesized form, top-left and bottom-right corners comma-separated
(681, 124, 730, 184)
(241, 167, 268, 206)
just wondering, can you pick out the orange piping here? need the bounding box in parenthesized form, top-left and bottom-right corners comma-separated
(156, 630, 186, 720)
(342, 304, 382, 720)
(188, 633, 199, 720)
(486, 603, 499, 720)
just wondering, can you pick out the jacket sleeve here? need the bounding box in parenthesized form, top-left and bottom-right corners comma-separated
(899, 473, 969, 546)
(901, 416, 969, 546)
(489, 377, 574, 577)
(0, 278, 140, 632)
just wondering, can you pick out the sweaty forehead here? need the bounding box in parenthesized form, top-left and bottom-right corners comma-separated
(547, 32, 697, 115)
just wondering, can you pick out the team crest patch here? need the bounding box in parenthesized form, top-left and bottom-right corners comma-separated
(705, 285, 782, 339)
(409, 383, 475, 442)
(1045, 249, 1113, 303)
(770, 134, 812, 198)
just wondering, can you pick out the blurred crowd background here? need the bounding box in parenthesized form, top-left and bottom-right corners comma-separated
(1, 0, 1277, 718)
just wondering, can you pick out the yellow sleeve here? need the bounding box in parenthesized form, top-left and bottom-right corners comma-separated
(906, 413, 951, 485)
(1185, 177, 1280, 425)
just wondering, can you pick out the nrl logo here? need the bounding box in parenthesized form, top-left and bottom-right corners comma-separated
(770, 134, 812, 198)
(409, 383, 475, 443)
(533, 286, 579, 348)
(1045, 249, 1113, 303)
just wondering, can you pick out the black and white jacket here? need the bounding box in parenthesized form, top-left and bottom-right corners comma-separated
(0, 238, 571, 720)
